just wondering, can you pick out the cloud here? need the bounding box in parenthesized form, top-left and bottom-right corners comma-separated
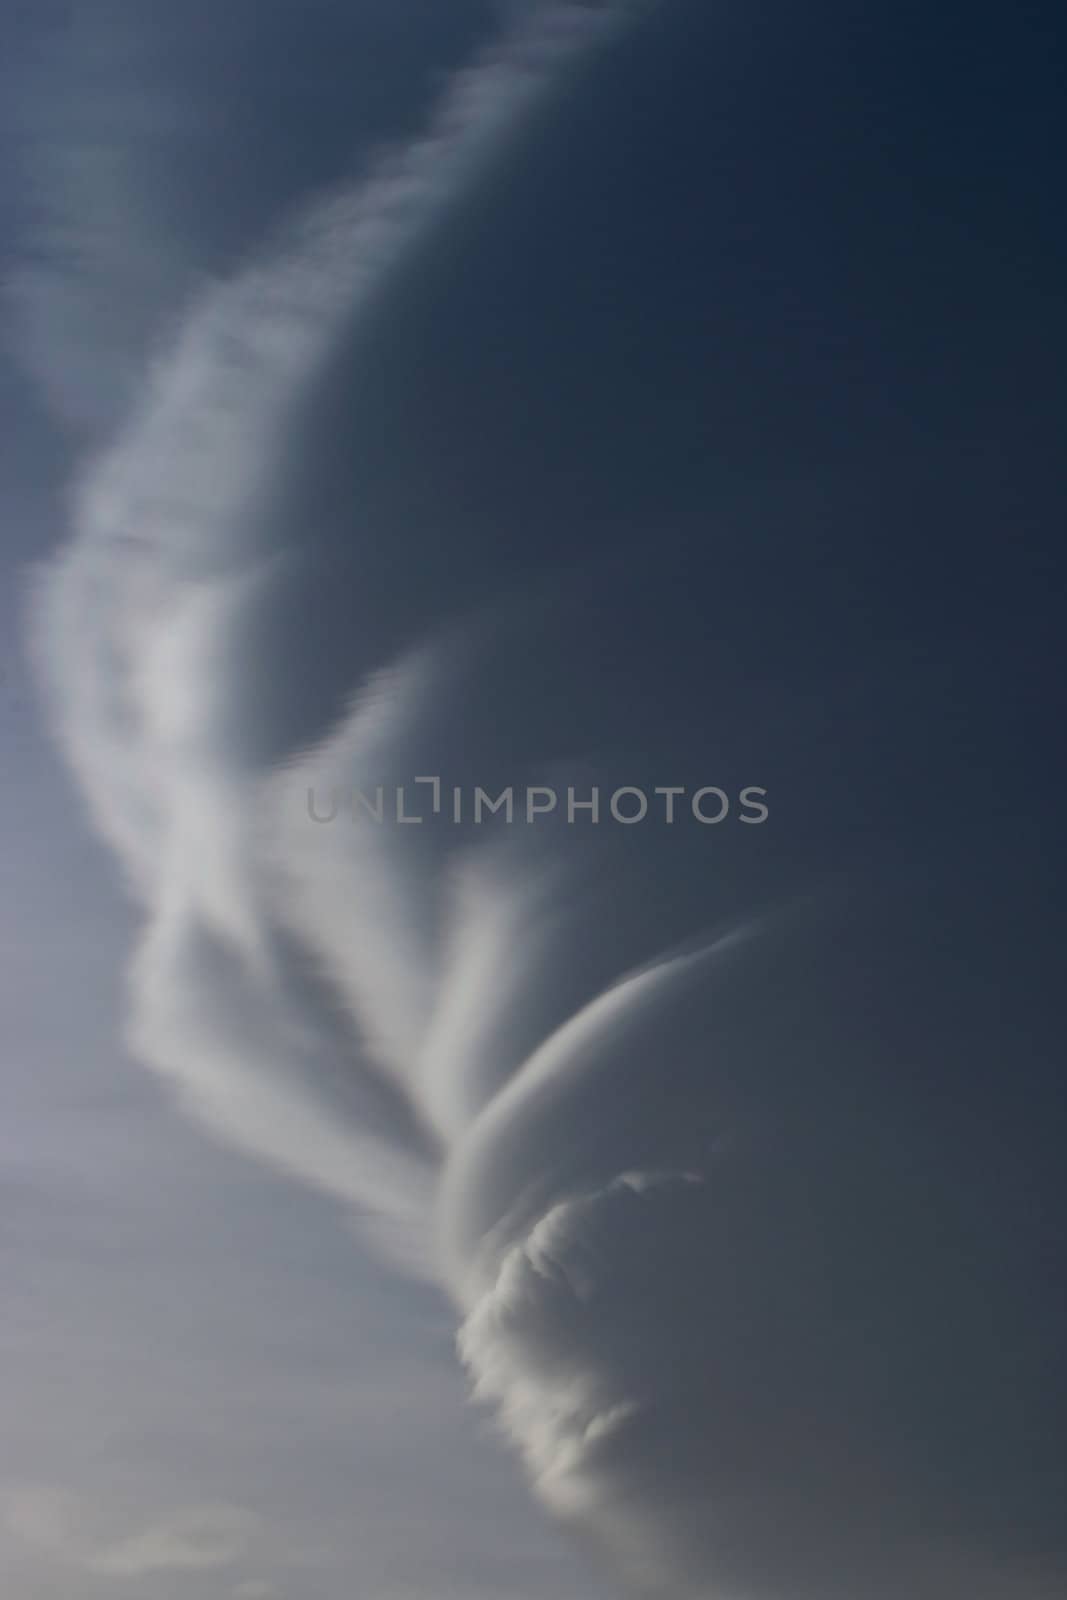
(2, 1485, 261, 1581)
(457, 1171, 701, 1514)
(31, 3, 1066, 1599)
(32, 0, 641, 1270)
(88, 1505, 259, 1578)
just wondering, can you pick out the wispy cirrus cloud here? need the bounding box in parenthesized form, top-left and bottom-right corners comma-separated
(33, 0, 644, 1268)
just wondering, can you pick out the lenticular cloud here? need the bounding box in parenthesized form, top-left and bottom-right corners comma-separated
(33, 5, 1066, 1598)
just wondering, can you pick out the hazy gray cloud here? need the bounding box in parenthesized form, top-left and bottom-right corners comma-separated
(88, 1504, 260, 1577)
(2, 1485, 259, 1579)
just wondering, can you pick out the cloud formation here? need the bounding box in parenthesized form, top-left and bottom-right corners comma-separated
(2, 1485, 260, 1581)
(33, 0, 643, 1266)
(31, 3, 1066, 1598)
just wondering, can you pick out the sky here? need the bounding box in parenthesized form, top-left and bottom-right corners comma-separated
(1, 3, 1065, 1599)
